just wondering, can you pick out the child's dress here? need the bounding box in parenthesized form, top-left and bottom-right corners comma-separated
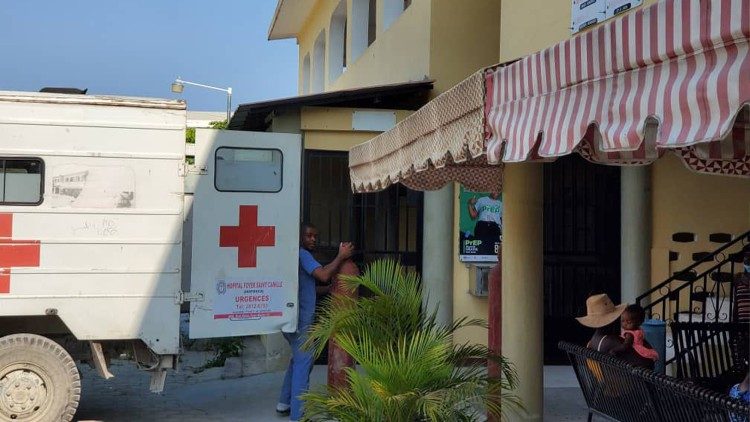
(728, 383, 749, 422)
(622, 328, 659, 361)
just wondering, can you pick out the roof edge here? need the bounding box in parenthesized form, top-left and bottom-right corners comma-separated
(0, 90, 186, 110)
(236, 79, 434, 112)
(267, 0, 286, 40)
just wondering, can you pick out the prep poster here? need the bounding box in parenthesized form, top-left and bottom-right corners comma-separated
(459, 186, 502, 263)
(213, 279, 285, 320)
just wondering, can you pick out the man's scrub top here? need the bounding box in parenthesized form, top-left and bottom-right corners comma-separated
(298, 248, 322, 331)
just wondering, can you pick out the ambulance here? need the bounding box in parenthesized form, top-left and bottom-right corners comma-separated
(0, 90, 302, 421)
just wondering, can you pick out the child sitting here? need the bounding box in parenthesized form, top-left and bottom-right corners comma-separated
(618, 304, 659, 361)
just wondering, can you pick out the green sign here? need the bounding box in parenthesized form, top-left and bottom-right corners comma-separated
(458, 186, 502, 262)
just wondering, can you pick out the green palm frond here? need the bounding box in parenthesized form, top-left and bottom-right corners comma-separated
(300, 258, 523, 421)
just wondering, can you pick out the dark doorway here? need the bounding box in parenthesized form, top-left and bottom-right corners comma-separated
(303, 150, 423, 271)
(543, 155, 621, 364)
(304, 150, 423, 364)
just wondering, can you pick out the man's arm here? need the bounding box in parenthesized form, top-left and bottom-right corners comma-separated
(608, 333, 633, 355)
(311, 242, 354, 283)
(468, 197, 479, 220)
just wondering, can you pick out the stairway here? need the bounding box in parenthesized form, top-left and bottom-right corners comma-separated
(636, 230, 749, 372)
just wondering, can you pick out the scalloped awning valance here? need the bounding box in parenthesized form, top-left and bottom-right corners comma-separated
(349, 0, 750, 193)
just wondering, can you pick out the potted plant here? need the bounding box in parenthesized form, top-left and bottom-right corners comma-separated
(302, 259, 521, 421)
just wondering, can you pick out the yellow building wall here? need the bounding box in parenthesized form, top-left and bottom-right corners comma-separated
(296, 0, 342, 94)
(426, 0, 502, 346)
(329, 0, 432, 91)
(296, 0, 432, 93)
(298, 0, 502, 95)
(650, 154, 750, 291)
(429, 0, 501, 94)
(498, 0, 659, 62)
(301, 106, 412, 151)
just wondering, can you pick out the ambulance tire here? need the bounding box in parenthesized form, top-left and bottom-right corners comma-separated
(0, 334, 81, 422)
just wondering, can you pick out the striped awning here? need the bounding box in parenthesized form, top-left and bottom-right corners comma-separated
(349, 0, 750, 193)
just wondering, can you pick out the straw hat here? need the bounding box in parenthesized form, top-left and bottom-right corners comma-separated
(575, 294, 627, 328)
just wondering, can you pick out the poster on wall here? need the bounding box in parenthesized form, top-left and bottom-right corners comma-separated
(458, 186, 502, 263)
(571, 0, 643, 34)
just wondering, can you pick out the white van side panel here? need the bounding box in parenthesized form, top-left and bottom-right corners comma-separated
(0, 93, 185, 354)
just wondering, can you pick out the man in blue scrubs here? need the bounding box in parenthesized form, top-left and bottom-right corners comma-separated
(277, 222, 353, 421)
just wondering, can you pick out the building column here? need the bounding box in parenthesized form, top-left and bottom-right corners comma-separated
(502, 163, 543, 421)
(422, 184, 454, 327)
(621, 166, 652, 304)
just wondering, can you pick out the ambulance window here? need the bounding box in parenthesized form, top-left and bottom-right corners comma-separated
(215, 147, 282, 192)
(0, 158, 44, 205)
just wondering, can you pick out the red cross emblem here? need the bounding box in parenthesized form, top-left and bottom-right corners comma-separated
(219, 205, 275, 268)
(0, 213, 41, 294)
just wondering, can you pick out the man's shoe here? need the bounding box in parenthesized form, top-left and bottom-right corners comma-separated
(275, 403, 290, 416)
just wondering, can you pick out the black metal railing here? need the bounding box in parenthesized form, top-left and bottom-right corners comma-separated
(637, 231, 749, 325)
(559, 341, 750, 422)
(670, 321, 749, 392)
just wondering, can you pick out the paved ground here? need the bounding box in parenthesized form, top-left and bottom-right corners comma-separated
(74, 360, 591, 421)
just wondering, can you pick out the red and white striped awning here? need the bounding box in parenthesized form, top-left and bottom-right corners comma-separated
(349, 0, 750, 193)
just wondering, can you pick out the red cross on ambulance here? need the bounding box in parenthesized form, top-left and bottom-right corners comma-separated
(219, 205, 276, 268)
(0, 213, 41, 294)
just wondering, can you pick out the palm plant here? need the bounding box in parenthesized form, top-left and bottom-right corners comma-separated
(302, 259, 522, 421)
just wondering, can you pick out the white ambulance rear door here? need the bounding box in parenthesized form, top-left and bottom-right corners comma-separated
(188, 129, 301, 339)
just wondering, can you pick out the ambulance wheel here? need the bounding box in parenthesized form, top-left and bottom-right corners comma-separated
(0, 334, 80, 422)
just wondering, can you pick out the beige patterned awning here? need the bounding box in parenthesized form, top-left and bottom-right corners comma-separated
(349, 0, 750, 194)
(348, 71, 502, 193)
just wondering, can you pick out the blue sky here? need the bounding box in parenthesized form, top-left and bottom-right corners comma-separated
(0, 0, 298, 111)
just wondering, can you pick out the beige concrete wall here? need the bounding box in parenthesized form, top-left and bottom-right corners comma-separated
(305, 131, 380, 151)
(300, 106, 412, 151)
(498, 0, 570, 63)
(296, 0, 432, 93)
(269, 109, 302, 134)
(330, 0, 432, 91)
(650, 154, 750, 289)
(429, 0, 501, 93)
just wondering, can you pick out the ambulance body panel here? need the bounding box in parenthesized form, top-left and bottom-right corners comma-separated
(0, 91, 302, 417)
(0, 91, 186, 355)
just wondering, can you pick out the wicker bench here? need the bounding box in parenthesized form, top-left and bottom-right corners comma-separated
(671, 322, 749, 393)
(559, 341, 749, 422)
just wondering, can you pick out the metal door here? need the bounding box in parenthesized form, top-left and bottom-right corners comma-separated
(303, 150, 423, 273)
(189, 129, 301, 339)
(543, 154, 621, 363)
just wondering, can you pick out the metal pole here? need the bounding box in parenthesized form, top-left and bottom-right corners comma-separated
(172, 78, 232, 123)
(226, 90, 232, 123)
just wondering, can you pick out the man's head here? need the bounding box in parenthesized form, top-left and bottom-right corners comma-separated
(489, 192, 500, 200)
(300, 222, 319, 251)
